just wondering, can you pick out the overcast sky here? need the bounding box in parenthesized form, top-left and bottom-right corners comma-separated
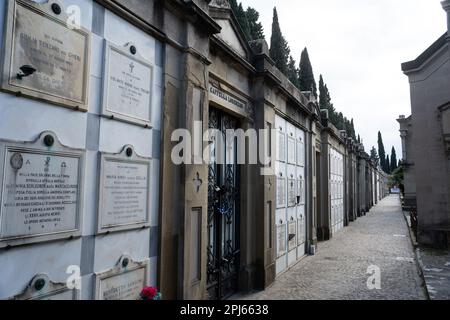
(241, 0, 446, 160)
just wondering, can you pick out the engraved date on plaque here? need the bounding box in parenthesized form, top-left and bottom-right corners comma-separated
(1, 0, 90, 110)
(1, 151, 80, 239)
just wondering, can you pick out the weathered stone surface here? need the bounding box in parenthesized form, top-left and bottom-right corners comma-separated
(1, 0, 90, 110)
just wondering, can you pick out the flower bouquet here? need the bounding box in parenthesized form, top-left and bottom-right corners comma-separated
(140, 286, 162, 300)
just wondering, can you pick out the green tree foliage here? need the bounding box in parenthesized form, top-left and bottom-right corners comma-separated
(230, 1, 265, 41)
(287, 56, 299, 88)
(298, 48, 317, 98)
(270, 7, 290, 74)
(389, 166, 404, 193)
(349, 119, 357, 140)
(370, 147, 379, 166)
(318, 75, 335, 116)
(246, 7, 265, 40)
(319, 75, 359, 141)
(378, 132, 386, 172)
(230, 0, 251, 40)
(386, 155, 391, 174)
(390, 147, 398, 173)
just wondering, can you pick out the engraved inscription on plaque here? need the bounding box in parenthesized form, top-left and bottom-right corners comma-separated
(11, 274, 78, 300)
(98, 146, 151, 234)
(288, 178, 296, 207)
(1, 0, 90, 110)
(95, 255, 149, 300)
(277, 131, 286, 162)
(0, 132, 84, 247)
(288, 221, 296, 251)
(276, 224, 287, 257)
(287, 136, 295, 164)
(276, 177, 286, 208)
(102, 42, 153, 127)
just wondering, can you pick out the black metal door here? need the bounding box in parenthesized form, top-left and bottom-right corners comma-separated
(207, 108, 240, 300)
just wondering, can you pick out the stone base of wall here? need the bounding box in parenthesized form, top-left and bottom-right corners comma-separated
(317, 227, 330, 241)
(418, 228, 450, 249)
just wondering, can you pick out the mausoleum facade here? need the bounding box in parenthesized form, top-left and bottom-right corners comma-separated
(0, 0, 387, 300)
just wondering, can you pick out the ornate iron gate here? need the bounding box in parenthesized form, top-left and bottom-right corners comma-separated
(207, 108, 240, 300)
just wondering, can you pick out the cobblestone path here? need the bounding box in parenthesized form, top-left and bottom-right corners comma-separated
(240, 195, 426, 300)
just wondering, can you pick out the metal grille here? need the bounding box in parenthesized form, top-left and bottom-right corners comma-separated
(206, 108, 240, 300)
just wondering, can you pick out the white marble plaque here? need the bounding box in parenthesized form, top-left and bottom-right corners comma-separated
(98, 146, 151, 234)
(276, 177, 286, 208)
(276, 224, 286, 257)
(288, 178, 296, 207)
(11, 274, 78, 300)
(102, 42, 153, 127)
(95, 255, 149, 300)
(288, 221, 296, 251)
(297, 178, 304, 204)
(1, 0, 90, 110)
(0, 132, 84, 247)
(277, 131, 286, 162)
(287, 136, 295, 164)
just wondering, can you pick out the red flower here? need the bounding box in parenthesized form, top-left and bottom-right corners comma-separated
(141, 286, 158, 300)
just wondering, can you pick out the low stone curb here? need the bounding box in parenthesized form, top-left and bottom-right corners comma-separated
(402, 210, 431, 300)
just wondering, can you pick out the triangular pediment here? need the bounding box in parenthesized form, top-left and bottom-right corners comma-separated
(209, 2, 251, 59)
(215, 19, 248, 57)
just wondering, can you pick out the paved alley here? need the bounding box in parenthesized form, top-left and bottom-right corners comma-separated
(240, 195, 426, 300)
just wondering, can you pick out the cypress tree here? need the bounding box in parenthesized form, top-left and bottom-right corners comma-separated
(390, 147, 398, 173)
(232, 2, 251, 40)
(377, 132, 386, 172)
(357, 135, 361, 144)
(350, 119, 356, 140)
(370, 147, 379, 166)
(287, 56, 299, 88)
(318, 75, 335, 118)
(386, 155, 390, 174)
(269, 7, 289, 74)
(298, 48, 317, 98)
(246, 7, 265, 40)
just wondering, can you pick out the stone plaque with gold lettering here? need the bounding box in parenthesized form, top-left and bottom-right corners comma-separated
(102, 41, 153, 127)
(0, 131, 84, 248)
(97, 145, 151, 234)
(1, 0, 90, 110)
(95, 255, 149, 300)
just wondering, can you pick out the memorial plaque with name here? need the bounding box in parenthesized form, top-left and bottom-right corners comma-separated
(11, 274, 78, 300)
(276, 224, 286, 257)
(276, 177, 286, 208)
(95, 255, 149, 300)
(288, 221, 296, 251)
(98, 146, 151, 234)
(0, 132, 84, 248)
(102, 42, 153, 127)
(1, 0, 90, 110)
(287, 136, 295, 164)
(277, 131, 286, 162)
(288, 178, 296, 207)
